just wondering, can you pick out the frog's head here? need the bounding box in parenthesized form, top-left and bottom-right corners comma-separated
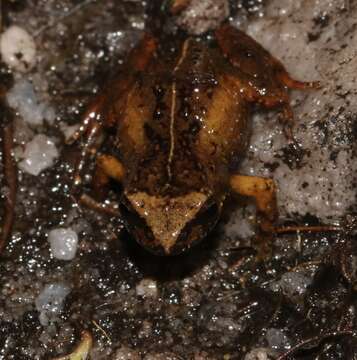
(120, 190, 222, 255)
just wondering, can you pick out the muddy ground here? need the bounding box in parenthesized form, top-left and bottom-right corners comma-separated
(0, 0, 356, 359)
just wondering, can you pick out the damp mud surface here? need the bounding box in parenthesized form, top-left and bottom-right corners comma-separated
(0, 0, 357, 359)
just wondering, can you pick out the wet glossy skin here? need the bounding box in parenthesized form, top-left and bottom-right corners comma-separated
(75, 24, 316, 256)
(117, 34, 251, 254)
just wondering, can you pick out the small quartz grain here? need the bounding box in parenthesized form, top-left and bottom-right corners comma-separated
(35, 283, 71, 326)
(59, 122, 80, 142)
(18, 134, 59, 176)
(7, 80, 56, 127)
(0, 25, 36, 72)
(136, 278, 158, 298)
(113, 346, 141, 360)
(144, 353, 182, 360)
(266, 328, 291, 351)
(176, 0, 229, 35)
(244, 348, 276, 360)
(48, 228, 79, 261)
(272, 272, 312, 299)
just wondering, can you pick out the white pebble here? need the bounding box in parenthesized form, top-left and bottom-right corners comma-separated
(176, 0, 229, 35)
(0, 25, 36, 72)
(278, 272, 312, 298)
(7, 80, 55, 126)
(19, 134, 59, 176)
(114, 346, 141, 360)
(48, 228, 79, 260)
(266, 328, 291, 350)
(136, 279, 158, 298)
(244, 348, 276, 360)
(59, 122, 80, 142)
(35, 283, 71, 326)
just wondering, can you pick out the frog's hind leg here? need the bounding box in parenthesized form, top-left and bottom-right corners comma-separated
(229, 174, 341, 258)
(215, 24, 319, 140)
(230, 174, 278, 259)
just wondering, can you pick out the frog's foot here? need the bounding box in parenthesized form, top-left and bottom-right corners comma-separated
(215, 24, 319, 141)
(229, 174, 341, 258)
(230, 174, 278, 259)
(277, 71, 320, 91)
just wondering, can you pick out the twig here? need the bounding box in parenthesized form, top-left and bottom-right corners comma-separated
(277, 330, 356, 360)
(34, 0, 96, 38)
(92, 319, 112, 344)
(0, 112, 16, 254)
(275, 225, 340, 234)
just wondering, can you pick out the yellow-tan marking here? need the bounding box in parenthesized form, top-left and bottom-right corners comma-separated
(126, 191, 207, 254)
(97, 154, 125, 182)
(122, 84, 148, 151)
(230, 174, 278, 233)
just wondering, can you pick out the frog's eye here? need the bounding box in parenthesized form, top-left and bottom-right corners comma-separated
(119, 198, 149, 234)
(245, 50, 253, 58)
(191, 200, 220, 228)
(120, 198, 175, 253)
(173, 199, 221, 252)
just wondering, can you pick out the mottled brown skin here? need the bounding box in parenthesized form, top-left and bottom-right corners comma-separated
(74, 24, 318, 256)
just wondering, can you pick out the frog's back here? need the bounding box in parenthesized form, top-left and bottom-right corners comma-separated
(115, 35, 251, 196)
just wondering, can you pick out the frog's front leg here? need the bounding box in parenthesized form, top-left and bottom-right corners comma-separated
(73, 113, 104, 188)
(72, 33, 157, 190)
(216, 24, 319, 140)
(91, 154, 125, 199)
(230, 174, 278, 258)
(79, 155, 125, 216)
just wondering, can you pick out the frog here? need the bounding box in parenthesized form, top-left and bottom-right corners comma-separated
(72, 23, 319, 257)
